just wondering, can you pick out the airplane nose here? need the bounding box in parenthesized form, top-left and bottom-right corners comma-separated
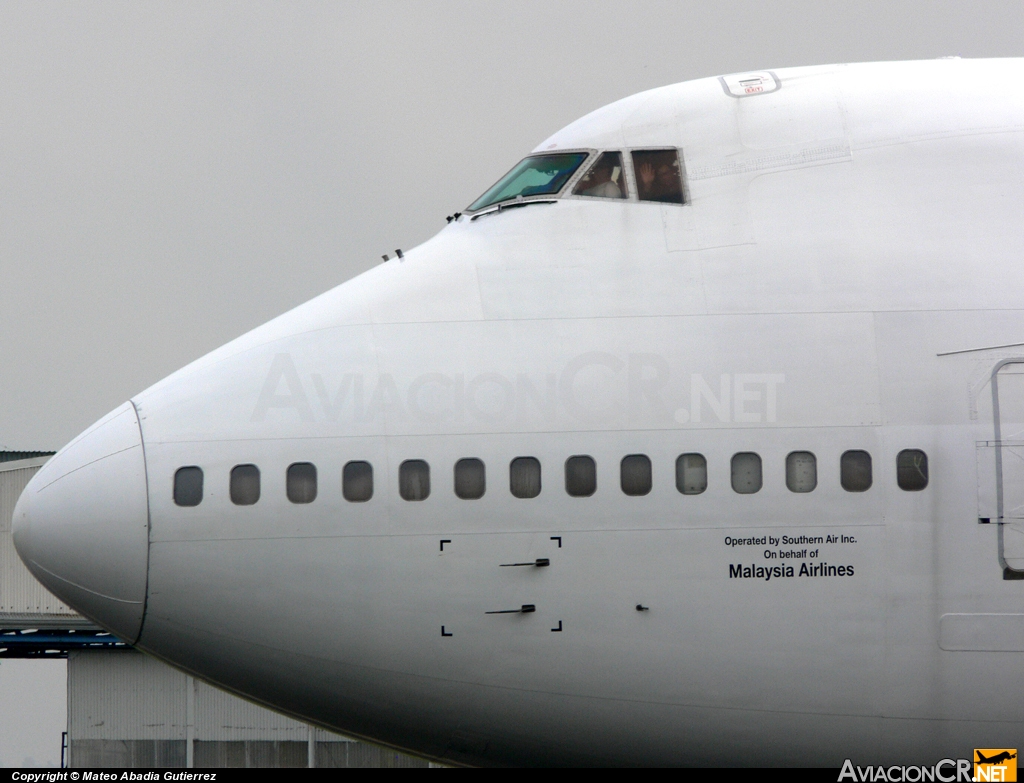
(12, 401, 149, 643)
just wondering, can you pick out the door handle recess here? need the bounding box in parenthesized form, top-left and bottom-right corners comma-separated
(486, 605, 536, 614)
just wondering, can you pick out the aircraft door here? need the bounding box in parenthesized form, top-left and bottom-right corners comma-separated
(988, 360, 1024, 572)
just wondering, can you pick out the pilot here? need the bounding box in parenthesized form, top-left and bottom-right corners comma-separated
(582, 174, 623, 199)
(575, 154, 625, 199)
(637, 156, 683, 203)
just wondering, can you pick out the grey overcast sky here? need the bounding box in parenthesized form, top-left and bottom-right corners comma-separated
(0, 0, 1021, 766)
(3, 1, 1024, 450)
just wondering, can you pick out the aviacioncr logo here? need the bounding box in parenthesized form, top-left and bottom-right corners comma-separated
(250, 352, 784, 427)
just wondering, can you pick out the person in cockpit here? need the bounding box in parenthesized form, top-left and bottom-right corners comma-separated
(573, 151, 626, 199)
(635, 150, 684, 204)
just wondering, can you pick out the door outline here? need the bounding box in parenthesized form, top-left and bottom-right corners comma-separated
(990, 358, 1024, 571)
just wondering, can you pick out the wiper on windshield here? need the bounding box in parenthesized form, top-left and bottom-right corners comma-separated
(469, 198, 557, 220)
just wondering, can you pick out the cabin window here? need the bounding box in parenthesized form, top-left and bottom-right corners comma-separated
(454, 458, 486, 500)
(897, 449, 928, 491)
(573, 151, 627, 199)
(565, 455, 596, 497)
(786, 452, 817, 493)
(631, 149, 684, 204)
(621, 454, 652, 496)
(173, 466, 203, 507)
(731, 452, 762, 494)
(840, 450, 872, 492)
(400, 460, 430, 501)
(230, 464, 260, 506)
(287, 462, 317, 504)
(676, 453, 707, 495)
(468, 153, 589, 211)
(343, 461, 373, 502)
(510, 457, 541, 499)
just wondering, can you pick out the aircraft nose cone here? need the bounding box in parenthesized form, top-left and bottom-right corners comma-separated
(12, 402, 149, 643)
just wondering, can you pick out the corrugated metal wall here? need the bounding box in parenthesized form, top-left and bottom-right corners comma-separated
(68, 650, 430, 768)
(194, 679, 309, 742)
(0, 459, 78, 618)
(69, 650, 187, 740)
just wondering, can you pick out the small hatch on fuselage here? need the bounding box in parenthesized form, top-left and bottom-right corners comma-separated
(719, 71, 780, 97)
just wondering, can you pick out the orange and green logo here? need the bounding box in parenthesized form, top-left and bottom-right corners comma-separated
(974, 749, 1017, 782)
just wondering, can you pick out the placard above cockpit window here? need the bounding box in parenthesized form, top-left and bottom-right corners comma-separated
(719, 71, 781, 98)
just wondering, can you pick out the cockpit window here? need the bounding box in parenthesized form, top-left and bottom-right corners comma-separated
(632, 149, 684, 204)
(468, 152, 588, 211)
(573, 151, 627, 199)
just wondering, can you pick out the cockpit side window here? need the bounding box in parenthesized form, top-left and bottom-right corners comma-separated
(468, 153, 589, 212)
(573, 151, 627, 199)
(631, 149, 685, 205)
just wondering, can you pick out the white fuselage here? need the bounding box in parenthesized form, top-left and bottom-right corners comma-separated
(14, 58, 1024, 766)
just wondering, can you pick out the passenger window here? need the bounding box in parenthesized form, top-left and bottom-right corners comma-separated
(468, 153, 589, 211)
(840, 450, 872, 492)
(230, 464, 260, 506)
(573, 151, 627, 199)
(454, 458, 486, 500)
(565, 455, 596, 497)
(897, 449, 928, 491)
(400, 459, 430, 501)
(510, 457, 541, 499)
(343, 461, 373, 502)
(631, 149, 684, 204)
(676, 453, 707, 495)
(173, 466, 203, 507)
(731, 453, 762, 494)
(621, 454, 652, 496)
(287, 462, 317, 504)
(786, 452, 817, 493)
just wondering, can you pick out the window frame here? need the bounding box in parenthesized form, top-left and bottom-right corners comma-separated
(840, 450, 873, 493)
(620, 454, 653, 497)
(399, 459, 431, 502)
(454, 457, 486, 500)
(173, 466, 204, 507)
(565, 455, 597, 498)
(229, 463, 261, 506)
(785, 451, 817, 494)
(570, 150, 630, 202)
(626, 146, 689, 206)
(466, 146, 689, 215)
(731, 452, 763, 495)
(896, 449, 929, 492)
(676, 453, 708, 495)
(509, 456, 542, 499)
(286, 462, 318, 505)
(342, 460, 374, 503)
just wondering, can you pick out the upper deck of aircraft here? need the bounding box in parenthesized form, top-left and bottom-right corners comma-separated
(466, 58, 1024, 216)
(130, 57, 1024, 434)
(533, 58, 1024, 168)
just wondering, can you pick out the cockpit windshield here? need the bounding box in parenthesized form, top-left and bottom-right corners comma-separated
(468, 152, 588, 212)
